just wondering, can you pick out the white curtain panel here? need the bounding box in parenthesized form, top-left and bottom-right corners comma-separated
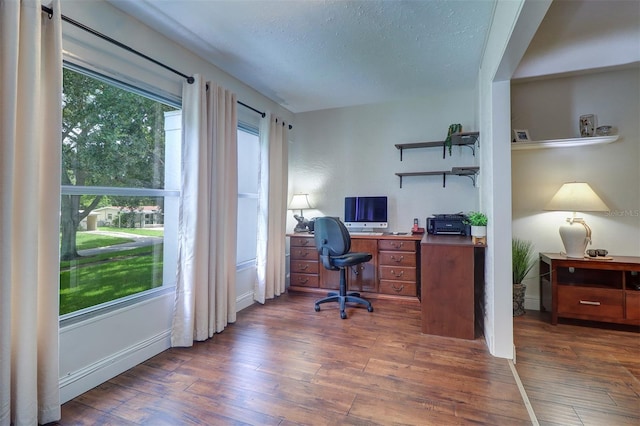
(172, 76, 238, 346)
(255, 115, 289, 303)
(0, 0, 62, 424)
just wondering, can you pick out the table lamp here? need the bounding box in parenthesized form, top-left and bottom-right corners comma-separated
(545, 182, 609, 258)
(288, 194, 312, 232)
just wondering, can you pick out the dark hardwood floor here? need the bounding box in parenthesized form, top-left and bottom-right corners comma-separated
(514, 310, 640, 426)
(57, 292, 531, 425)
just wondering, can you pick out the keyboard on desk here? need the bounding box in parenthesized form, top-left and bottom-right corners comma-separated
(349, 232, 384, 236)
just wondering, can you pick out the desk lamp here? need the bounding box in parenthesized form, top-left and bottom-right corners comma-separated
(288, 194, 312, 233)
(545, 182, 609, 258)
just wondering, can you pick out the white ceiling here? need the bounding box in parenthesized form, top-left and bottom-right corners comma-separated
(108, 0, 496, 113)
(107, 0, 639, 114)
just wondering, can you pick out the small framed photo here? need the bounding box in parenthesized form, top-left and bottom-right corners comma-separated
(513, 129, 531, 142)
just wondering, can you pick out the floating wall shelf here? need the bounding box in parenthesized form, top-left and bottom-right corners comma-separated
(395, 166, 479, 188)
(395, 131, 479, 160)
(511, 135, 619, 151)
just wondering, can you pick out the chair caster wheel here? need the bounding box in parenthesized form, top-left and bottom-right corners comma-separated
(340, 311, 347, 319)
(314, 304, 320, 312)
(367, 305, 374, 312)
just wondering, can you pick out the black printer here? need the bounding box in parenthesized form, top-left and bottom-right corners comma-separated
(427, 213, 470, 235)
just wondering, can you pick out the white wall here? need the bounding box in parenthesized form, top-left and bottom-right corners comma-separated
(58, 0, 292, 403)
(478, 0, 551, 359)
(290, 91, 480, 233)
(511, 66, 640, 309)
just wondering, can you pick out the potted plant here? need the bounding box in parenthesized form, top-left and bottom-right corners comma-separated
(512, 238, 537, 316)
(465, 211, 487, 241)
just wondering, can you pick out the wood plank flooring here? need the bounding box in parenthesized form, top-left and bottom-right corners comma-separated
(514, 310, 640, 426)
(55, 292, 531, 425)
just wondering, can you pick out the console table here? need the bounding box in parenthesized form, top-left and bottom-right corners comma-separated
(288, 233, 422, 300)
(539, 253, 640, 326)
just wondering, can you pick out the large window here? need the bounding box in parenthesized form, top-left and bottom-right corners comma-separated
(236, 125, 260, 268)
(60, 66, 180, 317)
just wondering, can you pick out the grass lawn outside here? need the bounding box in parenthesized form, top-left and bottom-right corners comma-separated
(60, 230, 164, 315)
(100, 226, 164, 237)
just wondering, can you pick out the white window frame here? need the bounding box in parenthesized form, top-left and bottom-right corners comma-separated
(59, 64, 181, 324)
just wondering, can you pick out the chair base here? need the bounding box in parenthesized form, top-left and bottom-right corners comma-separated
(314, 291, 373, 319)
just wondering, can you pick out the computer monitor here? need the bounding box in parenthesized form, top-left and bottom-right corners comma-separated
(344, 196, 388, 229)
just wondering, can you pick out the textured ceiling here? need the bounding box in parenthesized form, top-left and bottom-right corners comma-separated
(108, 0, 496, 113)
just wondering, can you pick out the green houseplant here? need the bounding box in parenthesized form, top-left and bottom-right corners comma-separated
(465, 211, 488, 227)
(512, 238, 537, 316)
(465, 211, 487, 242)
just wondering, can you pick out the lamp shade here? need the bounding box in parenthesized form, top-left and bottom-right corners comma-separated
(545, 182, 608, 212)
(288, 194, 312, 210)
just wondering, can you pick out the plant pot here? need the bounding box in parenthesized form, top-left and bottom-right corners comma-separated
(513, 283, 526, 316)
(471, 225, 486, 237)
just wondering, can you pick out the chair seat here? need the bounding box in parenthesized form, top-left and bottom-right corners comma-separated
(331, 252, 372, 268)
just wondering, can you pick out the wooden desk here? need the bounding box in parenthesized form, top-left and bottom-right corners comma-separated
(420, 235, 485, 339)
(288, 233, 422, 301)
(539, 253, 640, 326)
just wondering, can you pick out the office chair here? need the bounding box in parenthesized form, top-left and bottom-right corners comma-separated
(313, 217, 374, 319)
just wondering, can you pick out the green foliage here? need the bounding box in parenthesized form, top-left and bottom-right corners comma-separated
(444, 123, 462, 155)
(512, 238, 537, 284)
(464, 211, 488, 226)
(60, 68, 177, 260)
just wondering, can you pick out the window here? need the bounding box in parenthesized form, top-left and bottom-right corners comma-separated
(236, 125, 260, 268)
(60, 66, 180, 317)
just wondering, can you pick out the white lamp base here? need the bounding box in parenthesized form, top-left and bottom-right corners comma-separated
(559, 219, 591, 258)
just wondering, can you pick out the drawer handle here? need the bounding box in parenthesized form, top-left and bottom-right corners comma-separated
(297, 277, 309, 284)
(391, 283, 404, 293)
(391, 242, 404, 249)
(301, 240, 310, 246)
(390, 269, 404, 278)
(298, 251, 309, 257)
(390, 255, 404, 263)
(298, 264, 309, 271)
(579, 300, 601, 306)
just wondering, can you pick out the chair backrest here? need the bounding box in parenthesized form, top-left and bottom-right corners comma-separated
(314, 217, 351, 269)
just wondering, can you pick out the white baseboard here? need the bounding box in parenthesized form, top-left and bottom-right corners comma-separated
(524, 296, 540, 311)
(59, 330, 171, 403)
(236, 290, 255, 312)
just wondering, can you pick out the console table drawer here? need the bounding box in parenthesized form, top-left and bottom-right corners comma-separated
(379, 240, 415, 252)
(626, 291, 640, 320)
(379, 265, 416, 282)
(290, 260, 318, 274)
(290, 273, 319, 288)
(379, 279, 417, 296)
(558, 287, 623, 319)
(290, 247, 316, 260)
(379, 251, 416, 267)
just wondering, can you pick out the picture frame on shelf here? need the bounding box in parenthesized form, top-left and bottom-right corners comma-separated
(513, 129, 531, 142)
(579, 114, 596, 137)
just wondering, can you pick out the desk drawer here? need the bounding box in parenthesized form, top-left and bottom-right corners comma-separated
(290, 247, 316, 260)
(290, 273, 319, 288)
(558, 286, 623, 319)
(379, 240, 415, 252)
(379, 251, 416, 267)
(379, 265, 416, 282)
(290, 260, 318, 274)
(379, 280, 417, 296)
(291, 236, 314, 247)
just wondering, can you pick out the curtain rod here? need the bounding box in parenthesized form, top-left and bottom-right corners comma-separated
(41, 4, 292, 128)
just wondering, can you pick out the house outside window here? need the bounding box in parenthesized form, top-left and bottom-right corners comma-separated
(60, 66, 180, 317)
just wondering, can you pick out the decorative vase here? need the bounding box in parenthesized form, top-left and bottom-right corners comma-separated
(513, 283, 526, 316)
(471, 225, 486, 238)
